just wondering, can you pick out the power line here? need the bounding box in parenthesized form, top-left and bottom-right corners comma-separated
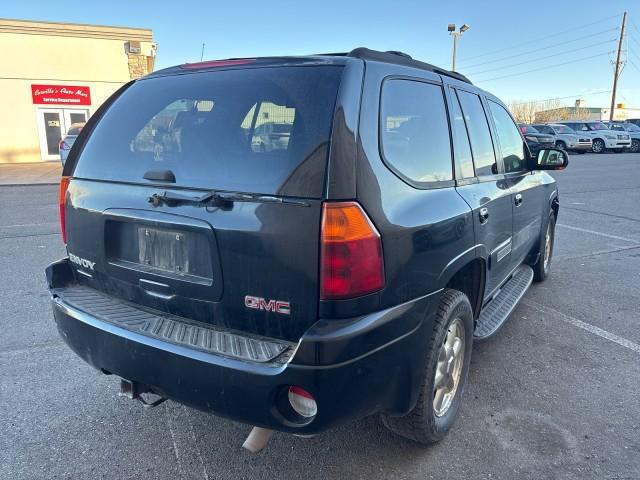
(509, 90, 612, 107)
(466, 39, 617, 76)
(461, 28, 618, 69)
(475, 51, 614, 83)
(458, 13, 624, 63)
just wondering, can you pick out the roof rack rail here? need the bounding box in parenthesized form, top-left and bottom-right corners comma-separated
(346, 47, 472, 84)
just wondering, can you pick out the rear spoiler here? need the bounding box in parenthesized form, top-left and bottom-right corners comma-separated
(62, 80, 135, 177)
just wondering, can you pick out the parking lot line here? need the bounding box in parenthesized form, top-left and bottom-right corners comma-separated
(557, 223, 640, 244)
(522, 299, 640, 355)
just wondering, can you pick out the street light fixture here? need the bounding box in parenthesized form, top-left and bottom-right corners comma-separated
(449, 23, 470, 71)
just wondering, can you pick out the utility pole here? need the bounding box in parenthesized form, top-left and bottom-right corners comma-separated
(609, 12, 627, 122)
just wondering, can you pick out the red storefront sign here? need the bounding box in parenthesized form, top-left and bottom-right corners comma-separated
(31, 85, 91, 106)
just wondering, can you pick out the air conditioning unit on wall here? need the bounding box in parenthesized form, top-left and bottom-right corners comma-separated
(127, 41, 141, 54)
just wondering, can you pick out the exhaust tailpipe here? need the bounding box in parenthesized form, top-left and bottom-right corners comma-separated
(242, 427, 274, 453)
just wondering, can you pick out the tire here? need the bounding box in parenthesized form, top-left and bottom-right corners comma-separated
(631, 140, 640, 153)
(592, 139, 605, 153)
(532, 209, 556, 282)
(556, 140, 566, 150)
(381, 289, 474, 444)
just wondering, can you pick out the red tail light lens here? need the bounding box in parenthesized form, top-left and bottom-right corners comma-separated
(59, 139, 67, 150)
(59, 176, 71, 244)
(320, 202, 385, 300)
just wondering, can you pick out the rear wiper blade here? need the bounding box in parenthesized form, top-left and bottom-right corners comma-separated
(148, 190, 309, 209)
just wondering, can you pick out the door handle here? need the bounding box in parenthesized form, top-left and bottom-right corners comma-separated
(514, 193, 523, 207)
(479, 207, 489, 224)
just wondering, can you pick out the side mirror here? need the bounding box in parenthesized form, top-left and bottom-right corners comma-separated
(534, 148, 569, 170)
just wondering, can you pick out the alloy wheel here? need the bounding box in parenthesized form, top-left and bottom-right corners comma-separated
(433, 318, 465, 417)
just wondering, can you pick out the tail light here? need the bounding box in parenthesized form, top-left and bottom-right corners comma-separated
(59, 139, 68, 150)
(59, 176, 71, 244)
(320, 202, 385, 300)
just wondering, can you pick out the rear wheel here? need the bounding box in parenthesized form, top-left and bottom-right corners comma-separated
(533, 210, 555, 282)
(381, 289, 473, 444)
(592, 139, 605, 153)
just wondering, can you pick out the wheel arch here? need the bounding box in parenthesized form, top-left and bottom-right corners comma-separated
(438, 251, 486, 319)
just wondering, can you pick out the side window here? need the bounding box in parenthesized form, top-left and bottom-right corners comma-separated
(449, 90, 475, 178)
(488, 100, 526, 173)
(380, 79, 453, 183)
(456, 90, 497, 177)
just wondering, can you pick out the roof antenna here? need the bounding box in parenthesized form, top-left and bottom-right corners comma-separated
(200, 42, 205, 61)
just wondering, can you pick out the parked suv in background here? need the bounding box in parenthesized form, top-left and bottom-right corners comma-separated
(518, 124, 555, 155)
(605, 121, 640, 153)
(560, 120, 631, 153)
(46, 48, 568, 449)
(532, 123, 592, 153)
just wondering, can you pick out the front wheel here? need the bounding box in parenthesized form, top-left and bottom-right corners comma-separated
(556, 140, 566, 150)
(533, 210, 556, 282)
(381, 289, 474, 444)
(630, 140, 640, 153)
(592, 139, 605, 153)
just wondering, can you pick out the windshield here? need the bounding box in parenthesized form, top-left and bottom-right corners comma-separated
(623, 123, 640, 132)
(73, 66, 343, 197)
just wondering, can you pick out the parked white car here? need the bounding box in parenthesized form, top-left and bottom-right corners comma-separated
(559, 121, 630, 153)
(605, 122, 640, 153)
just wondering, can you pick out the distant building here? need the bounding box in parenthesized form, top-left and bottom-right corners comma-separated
(534, 99, 640, 123)
(0, 18, 156, 163)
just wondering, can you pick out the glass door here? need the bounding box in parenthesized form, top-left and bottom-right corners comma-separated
(36, 108, 90, 161)
(63, 109, 89, 129)
(36, 109, 64, 161)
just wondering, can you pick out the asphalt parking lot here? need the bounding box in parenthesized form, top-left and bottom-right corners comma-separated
(1, 153, 639, 480)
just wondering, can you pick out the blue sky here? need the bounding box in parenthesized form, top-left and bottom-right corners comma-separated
(4, 0, 640, 108)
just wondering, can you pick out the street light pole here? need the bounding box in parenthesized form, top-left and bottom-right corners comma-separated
(452, 34, 459, 71)
(448, 23, 470, 72)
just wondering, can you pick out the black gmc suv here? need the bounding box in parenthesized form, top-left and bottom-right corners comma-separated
(46, 48, 568, 448)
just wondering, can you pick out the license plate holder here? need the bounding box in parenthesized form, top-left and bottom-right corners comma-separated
(138, 227, 189, 276)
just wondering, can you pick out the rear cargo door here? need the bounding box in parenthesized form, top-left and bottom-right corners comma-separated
(66, 65, 343, 342)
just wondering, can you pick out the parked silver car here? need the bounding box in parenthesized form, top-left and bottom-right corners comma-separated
(559, 121, 631, 153)
(58, 123, 85, 165)
(532, 123, 592, 153)
(605, 122, 640, 153)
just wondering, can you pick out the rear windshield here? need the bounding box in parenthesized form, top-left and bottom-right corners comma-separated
(73, 66, 343, 197)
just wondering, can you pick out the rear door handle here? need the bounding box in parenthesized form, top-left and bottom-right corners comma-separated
(479, 207, 489, 224)
(514, 193, 523, 207)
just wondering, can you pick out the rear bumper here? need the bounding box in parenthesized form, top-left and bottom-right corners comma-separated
(48, 259, 435, 434)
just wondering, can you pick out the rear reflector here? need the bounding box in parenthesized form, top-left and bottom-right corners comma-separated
(288, 386, 317, 418)
(59, 176, 71, 244)
(181, 58, 256, 69)
(320, 202, 385, 300)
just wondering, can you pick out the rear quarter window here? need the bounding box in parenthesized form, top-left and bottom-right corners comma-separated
(73, 66, 343, 198)
(379, 79, 453, 185)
